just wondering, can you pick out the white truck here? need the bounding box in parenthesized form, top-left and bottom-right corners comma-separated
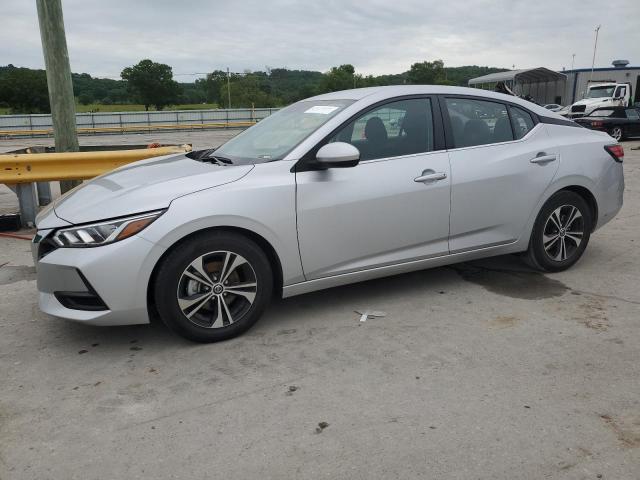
(567, 82, 632, 118)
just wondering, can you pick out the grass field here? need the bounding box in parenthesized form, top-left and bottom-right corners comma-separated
(0, 103, 220, 115)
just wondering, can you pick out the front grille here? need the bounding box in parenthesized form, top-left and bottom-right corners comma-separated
(571, 105, 586, 113)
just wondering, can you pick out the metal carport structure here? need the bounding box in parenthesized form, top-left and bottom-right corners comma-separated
(469, 68, 568, 105)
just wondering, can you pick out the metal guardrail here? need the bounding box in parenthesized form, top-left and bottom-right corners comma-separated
(0, 108, 279, 138)
(0, 121, 258, 138)
(0, 145, 191, 183)
(1, 144, 192, 226)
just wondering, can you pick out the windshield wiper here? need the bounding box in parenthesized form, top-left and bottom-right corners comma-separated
(187, 149, 234, 165)
(210, 155, 233, 165)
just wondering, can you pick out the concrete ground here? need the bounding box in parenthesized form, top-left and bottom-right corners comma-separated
(1, 140, 639, 480)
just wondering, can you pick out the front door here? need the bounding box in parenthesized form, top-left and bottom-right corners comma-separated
(296, 97, 451, 280)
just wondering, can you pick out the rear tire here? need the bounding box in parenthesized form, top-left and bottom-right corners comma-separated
(154, 231, 273, 342)
(609, 126, 624, 142)
(525, 191, 592, 273)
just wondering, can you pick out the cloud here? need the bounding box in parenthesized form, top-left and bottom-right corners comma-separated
(2, 0, 639, 79)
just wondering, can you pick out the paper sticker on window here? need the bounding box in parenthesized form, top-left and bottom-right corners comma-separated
(305, 105, 339, 115)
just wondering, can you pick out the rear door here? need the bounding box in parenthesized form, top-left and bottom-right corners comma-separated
(296, 97, 451, 280)
(442, 96, 559, 253)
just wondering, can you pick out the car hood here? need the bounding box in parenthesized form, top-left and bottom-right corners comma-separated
(50, 153, 254, 225)
(573, 98, 609, 107)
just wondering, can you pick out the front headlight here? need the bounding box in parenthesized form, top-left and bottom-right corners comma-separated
(52, 210, 164, 248)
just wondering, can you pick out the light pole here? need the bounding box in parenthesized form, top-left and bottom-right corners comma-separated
(226, 67, 231, 109)
(36, 0, 79, 193)
(571, 53, 575, 71)
(590, 25, 601, 82)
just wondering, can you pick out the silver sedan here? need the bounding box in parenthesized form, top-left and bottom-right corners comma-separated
(33, 86, 625, 342)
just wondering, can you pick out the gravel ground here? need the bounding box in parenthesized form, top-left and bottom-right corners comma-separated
(0, 139, 639, 480)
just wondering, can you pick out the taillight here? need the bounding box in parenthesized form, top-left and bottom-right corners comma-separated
(591, 120, 604, 128)
(604, 144, 624, 163)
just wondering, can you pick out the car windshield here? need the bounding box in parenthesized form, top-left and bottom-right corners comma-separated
(587, 86, 615, 98)
(213, 99, 354, 163)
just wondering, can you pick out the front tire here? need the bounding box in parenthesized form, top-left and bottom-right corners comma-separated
(525, 191, 592, 272)
(154, 231, 273, 342)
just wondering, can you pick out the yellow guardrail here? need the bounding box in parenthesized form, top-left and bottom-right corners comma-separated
(0, 121, 257, 138)
(0, 145, 192, 184)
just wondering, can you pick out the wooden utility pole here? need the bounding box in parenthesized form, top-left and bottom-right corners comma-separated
(36, 0, 79, 192)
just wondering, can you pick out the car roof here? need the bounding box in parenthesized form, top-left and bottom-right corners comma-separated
(306, 85, 554, 117)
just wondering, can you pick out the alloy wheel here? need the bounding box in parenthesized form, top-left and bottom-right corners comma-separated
(610, 127, 623, 141)
(176, 250, 258, 328)
(542, 204, 584, 262)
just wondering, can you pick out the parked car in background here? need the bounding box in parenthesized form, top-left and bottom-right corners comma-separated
(33, 86, 625, 342)
(543, 104, 563, 112)
(575, 106, 640, 141)
(567, 82, 633, 118)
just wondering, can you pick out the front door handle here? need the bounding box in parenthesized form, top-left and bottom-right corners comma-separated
(414, 171, 447, 183)
(530, 153, 557, 164)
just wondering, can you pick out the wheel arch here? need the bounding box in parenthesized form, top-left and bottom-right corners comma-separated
(561, 185, 599, 231)
(146, 226, 285, 322)
(520, 179, 600, 252)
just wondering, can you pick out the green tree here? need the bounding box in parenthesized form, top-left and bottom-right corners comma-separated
(120, 59, 180, 110)
(196, 70, 228, 105)
(320, 64, 359, 93)
(407, 60, 446, 85)
(0, 66, 50, 113)
(77, 93, 92, 105)
(220, 74, 279, 108)
(443, 65, 508, 86)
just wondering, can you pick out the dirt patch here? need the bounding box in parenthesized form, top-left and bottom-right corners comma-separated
(600, 414, 640, 447)
(0, 265, 35, 285)
(575, 297, 609, 331)
(451, 263, 568, 300)
(600, 414, 640, 448)
(489, 315, 519, 329)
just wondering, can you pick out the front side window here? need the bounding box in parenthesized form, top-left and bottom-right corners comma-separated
(214, 99, 353, 163)
(510, 106, 535, 139)
(445, 98, 512, 147)
(329, 98, 434, 161)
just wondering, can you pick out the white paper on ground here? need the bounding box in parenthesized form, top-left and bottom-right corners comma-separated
(355, 310, 387, 322)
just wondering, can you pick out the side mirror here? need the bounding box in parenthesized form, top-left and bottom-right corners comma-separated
(315, 142, 360, 168)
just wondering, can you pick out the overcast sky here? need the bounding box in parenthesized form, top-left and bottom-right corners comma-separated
(2, 0, 640, 79)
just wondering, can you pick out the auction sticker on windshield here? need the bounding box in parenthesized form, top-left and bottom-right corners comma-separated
(305, 105, 339, 115)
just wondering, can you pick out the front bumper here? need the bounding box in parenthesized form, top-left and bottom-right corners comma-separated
(34, 231, 167, 326)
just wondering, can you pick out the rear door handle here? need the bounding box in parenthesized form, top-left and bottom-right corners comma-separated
(414, 171, 447, 183)
(530, 153, 557, 164)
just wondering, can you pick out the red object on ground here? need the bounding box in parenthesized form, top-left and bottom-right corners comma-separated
(0, 232, 33, 241)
